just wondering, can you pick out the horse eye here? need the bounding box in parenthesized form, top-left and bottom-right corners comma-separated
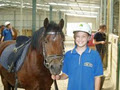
(45, 41, 47, 43)
(44, 40, 48, 43)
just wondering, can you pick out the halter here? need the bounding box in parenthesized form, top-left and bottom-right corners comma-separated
(42, 32, 64, 69)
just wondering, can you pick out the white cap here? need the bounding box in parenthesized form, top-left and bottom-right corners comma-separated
(73, 23, 92, 35)
(5, 21, 10, 26)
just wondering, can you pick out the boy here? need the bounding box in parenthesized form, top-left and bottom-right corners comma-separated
(52, 23, 103, 90)
(1, 21, 14, 42)
(93, 25, 106, 62)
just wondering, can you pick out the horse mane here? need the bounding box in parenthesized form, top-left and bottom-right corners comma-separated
(31, 21, 64, 52)
(31, 27, 44, 51)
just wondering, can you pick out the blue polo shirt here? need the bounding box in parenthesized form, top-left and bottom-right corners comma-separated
(2, 28, 12, 41)
(62, 46, 103, 90)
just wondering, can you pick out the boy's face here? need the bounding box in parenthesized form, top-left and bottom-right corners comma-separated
(7, 24, 11, 29)
(103, 27, 106, 32)
(74, 31, 90, 47)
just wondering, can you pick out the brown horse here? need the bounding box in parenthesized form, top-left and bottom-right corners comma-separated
(0, 18, 64, 90)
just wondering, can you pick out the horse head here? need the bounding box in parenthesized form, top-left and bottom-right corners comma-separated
(43, 18, 65, 75)
(31, 18, 65, 75)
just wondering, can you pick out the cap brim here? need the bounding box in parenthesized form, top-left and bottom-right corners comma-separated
(73, 31, 91, 35)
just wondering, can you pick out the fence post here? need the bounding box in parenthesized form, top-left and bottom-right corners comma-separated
(117, 42, 120, 90)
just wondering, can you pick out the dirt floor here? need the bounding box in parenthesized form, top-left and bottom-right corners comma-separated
(0, 72, 114, 90)
(0, 77, 68, 90)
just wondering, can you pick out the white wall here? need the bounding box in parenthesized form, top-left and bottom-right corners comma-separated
(0, 8, 64, 31)
(67, 16, 97, 30)
(0, 7, 97, 36)
(108, 34, 119, 89)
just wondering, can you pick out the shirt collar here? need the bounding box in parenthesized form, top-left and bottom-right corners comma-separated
(4, 28, 9, 30)
(71, 46, 91, 54)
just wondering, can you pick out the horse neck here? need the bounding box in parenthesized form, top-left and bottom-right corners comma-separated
(27, 46, 45, 68)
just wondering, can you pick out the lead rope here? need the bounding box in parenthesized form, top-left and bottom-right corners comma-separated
(54, 80, 59, 90)
(42, 42, 59, 90)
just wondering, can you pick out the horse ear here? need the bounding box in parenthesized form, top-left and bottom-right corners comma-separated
(44, 18, 49, 28)
(59, 19, 64, 30)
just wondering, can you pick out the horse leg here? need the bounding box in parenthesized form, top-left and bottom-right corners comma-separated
(25, 85, 51, 90)
(7, 84, 14, 90)
(10, 85, 14, 90)
(1, 78, 11, 90)
(0, 73, 15, 90)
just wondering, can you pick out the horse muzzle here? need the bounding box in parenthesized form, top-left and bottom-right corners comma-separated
(44, 55, 63, 75)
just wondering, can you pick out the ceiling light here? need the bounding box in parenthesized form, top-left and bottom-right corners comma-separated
(60, 9, 97, 14)
(0, 4, 5, 6)
(48, 3, 100, 9)
(65, 13, 97, 18)
(37, 4, 49, 7)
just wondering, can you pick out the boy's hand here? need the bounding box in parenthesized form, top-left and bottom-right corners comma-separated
(51, 75, 60, 80)
(100, 41, 105, 44)
(10, 25, 12, 29)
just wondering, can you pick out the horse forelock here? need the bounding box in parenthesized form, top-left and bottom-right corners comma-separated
(44, 21, 65, 40)
(45, 21, 60, 34)
(31, 21, 65, 53)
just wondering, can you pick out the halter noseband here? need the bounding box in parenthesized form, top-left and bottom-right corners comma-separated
(42, 32, 64, 69)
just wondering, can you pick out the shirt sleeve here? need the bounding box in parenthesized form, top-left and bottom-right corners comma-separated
(94, 51, 103, 77)
(2, 30, 6, 36)
(62, 52, 69, 75)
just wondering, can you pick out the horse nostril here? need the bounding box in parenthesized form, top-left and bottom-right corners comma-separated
(60, 64, 62, 68)
(50, 65, 54, 69)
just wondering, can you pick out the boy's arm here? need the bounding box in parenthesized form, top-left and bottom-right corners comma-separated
(94, 51, 103, 90)
(95, 76, 102, 90)
(93, 39, 105, 45)
(1, 36, 4, 42)
(10, 28, 15, 36)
